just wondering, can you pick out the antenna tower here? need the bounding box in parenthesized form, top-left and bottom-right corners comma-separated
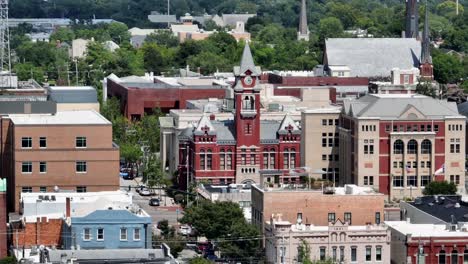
(0, 0, 11, 87)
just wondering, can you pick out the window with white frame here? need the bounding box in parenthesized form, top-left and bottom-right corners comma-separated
(393, 176, 404, 187)
(83, 228, 91, 241)
(76, 137, 87, 148)
(134, 228, 140, 241)
(21, 137, 32, 148)
(97, 228, 104, 240)
(120, 228, 127, 240)
(22, 162, 32, 173)
(76, 161, 87, 173)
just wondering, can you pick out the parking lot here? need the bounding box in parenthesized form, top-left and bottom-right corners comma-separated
(120, 177, 183, 225)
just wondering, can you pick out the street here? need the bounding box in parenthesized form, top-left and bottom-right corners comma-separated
(119, 177, 183, 226)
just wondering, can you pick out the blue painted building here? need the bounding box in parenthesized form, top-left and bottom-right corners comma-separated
(63, 209, 152, 249)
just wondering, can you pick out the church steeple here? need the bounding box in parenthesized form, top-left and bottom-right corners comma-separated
(297, 0, 309, 41)
(420, 1, 433, 80)
(404, 0, 419, 38)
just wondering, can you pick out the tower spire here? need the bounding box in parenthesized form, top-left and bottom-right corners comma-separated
(419, 1, 433, 80)
(404, 0, 419, 38)
(297, 0, 309, 41)
(421, 1, 431, 64)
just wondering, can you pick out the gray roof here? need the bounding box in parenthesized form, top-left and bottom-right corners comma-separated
(457, 101, 468, 117)
(344, 94, 462, 120)
(325, 38, 422, 78)
(234, 43, 261, 76)
(178, 120, 284, 144)
(148, 14, 177, 23)
(48, 248, 174, 263)
(221, 14, 256, 26)
(48, 86, 98, 103)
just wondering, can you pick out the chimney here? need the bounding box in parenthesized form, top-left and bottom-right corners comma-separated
(209, 114, 215, 120)
(66, 197, 71, 218)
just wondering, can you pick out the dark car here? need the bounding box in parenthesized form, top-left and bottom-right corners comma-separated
(149, 198, 160, 206)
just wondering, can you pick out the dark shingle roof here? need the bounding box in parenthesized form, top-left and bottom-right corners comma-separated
(410, 195, 468, 223)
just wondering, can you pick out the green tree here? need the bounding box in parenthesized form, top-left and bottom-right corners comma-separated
(298, 239, 312, 263)
(436, 1, 464, 19)
(318, 17, 344, 41)
(107, 22, 130, 44)
(145, 31, 179, 47)
(416, 81, 437, 98)
(0, 256, 17, 264)
(120, 143, 142, 164)
(433, 51, 464, 84)
(50, 28, 75, 43)
(137, 111, 162, 153)
(13, 63, 45, 82)
(189, 257, 212, 264)
(423, 181, 457, 195)
(144, 156, 167, 190)
(142, 43, 165, 74)
(187, 52, 231, 74)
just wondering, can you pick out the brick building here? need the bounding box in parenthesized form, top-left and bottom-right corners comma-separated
(177, 44, 302, 186)
(0, 110, 120, 212)
(104, 73, 230, 120)
(387, 221, 468, 264)
(339, 94, 465, 199)
(0, 179, 6, 258)
(10, 218, 64, 248)
(251, 184, 385, 232)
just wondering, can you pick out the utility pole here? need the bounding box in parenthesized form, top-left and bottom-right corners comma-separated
(167, 0, 170, 28)
(456, 0, 459, 15)
(74, 59, 78, 86)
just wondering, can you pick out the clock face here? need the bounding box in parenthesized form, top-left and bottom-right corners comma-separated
(244, 76, 254, 86)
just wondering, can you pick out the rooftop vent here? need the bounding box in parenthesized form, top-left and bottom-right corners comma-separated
(455, 203, 461, 208)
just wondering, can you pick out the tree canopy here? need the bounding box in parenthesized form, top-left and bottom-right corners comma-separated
(422, 181, 457, 195)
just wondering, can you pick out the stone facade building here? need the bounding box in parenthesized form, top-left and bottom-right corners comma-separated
(339, 94, 465, 199)
(265, 217, 390, 264)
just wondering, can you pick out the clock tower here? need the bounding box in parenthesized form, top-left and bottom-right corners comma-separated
(233, 43, 262, 184)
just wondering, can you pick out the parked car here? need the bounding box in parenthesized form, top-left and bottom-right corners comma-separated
(139, 188, 151, 196)
(179, 224, 192, 236)
(149, 198, 160, 206)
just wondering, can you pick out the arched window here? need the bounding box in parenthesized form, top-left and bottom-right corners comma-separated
(226, 149, 232, 170)
(463, 249, 468, 264)
(394, 140, 404, 154)
(451, 250, 458, 264)
(199, 150, 205, 170)
(421, 139, 432, 154)
(439, 250, 446, 264)
(407, 140, 418, 154)
(206, 150, 212, 170)
(220, 149, 226, 170)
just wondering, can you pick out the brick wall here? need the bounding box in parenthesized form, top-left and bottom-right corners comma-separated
(0, 193, 6, 258)
(12, 218, 63, 248)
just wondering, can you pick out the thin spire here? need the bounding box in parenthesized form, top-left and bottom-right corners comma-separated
(239, 42, 257, 74)
(299, 0, 308, 35)
(421, 1, 432, 64)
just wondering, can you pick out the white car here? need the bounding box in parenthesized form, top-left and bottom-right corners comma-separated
(139, 188, 151, 196)
(179, 225, 192, 236)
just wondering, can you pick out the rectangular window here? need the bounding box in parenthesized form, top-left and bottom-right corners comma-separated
(421, 175, 431, 187)
(263, 154, 269, 167)
(220, 154, 225, 170)
(97, 228, 104, 240)
(376, 246, 382, 261)
(369, 176, 374, 186)
(75, 137, 87, 148)
(393, 176, 403, 187)
(39, 162, 47, 173)
(134, 228, 140, 241)
(76, 161, 87, 173)
(241, 154, 246, 165)
(434, 125, 439, 132)
(250, 154, 255, 165)
(320, 247, 326, 261)
(322, 154, 326, 161)
(421, 161, 425, 168)
(364, 176, 368, 185)
(412, 161, 417, 168)
(385, 125, 390, 132)
(340, 247, 345, 262)
(426, 161, 431, 168)
(328, 213, 335, 223)
(227, 154, 232, 170)
(21, 137, 32, 148)
(120, 228, 127, 240)
(328, 119, 333, 125)
(22, 162, 32, 173)
(83, 228, 91, 241)
(375, 212, 381, 224)
(344, 212, 352, 225)
(76, 186, 87, 193)
(39, 137, 47, 148)
(39, 186, 47, 192)
(322, 119, 327, 126)
(366, 246, 372, 261)
(364, 145, 369, 154)
(351, 247, 357, 262)
(407, 176, 417, 187)
(332, 247, 337, 261)
(393, 161, 398, 168)
(21, 186, 32, 193)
